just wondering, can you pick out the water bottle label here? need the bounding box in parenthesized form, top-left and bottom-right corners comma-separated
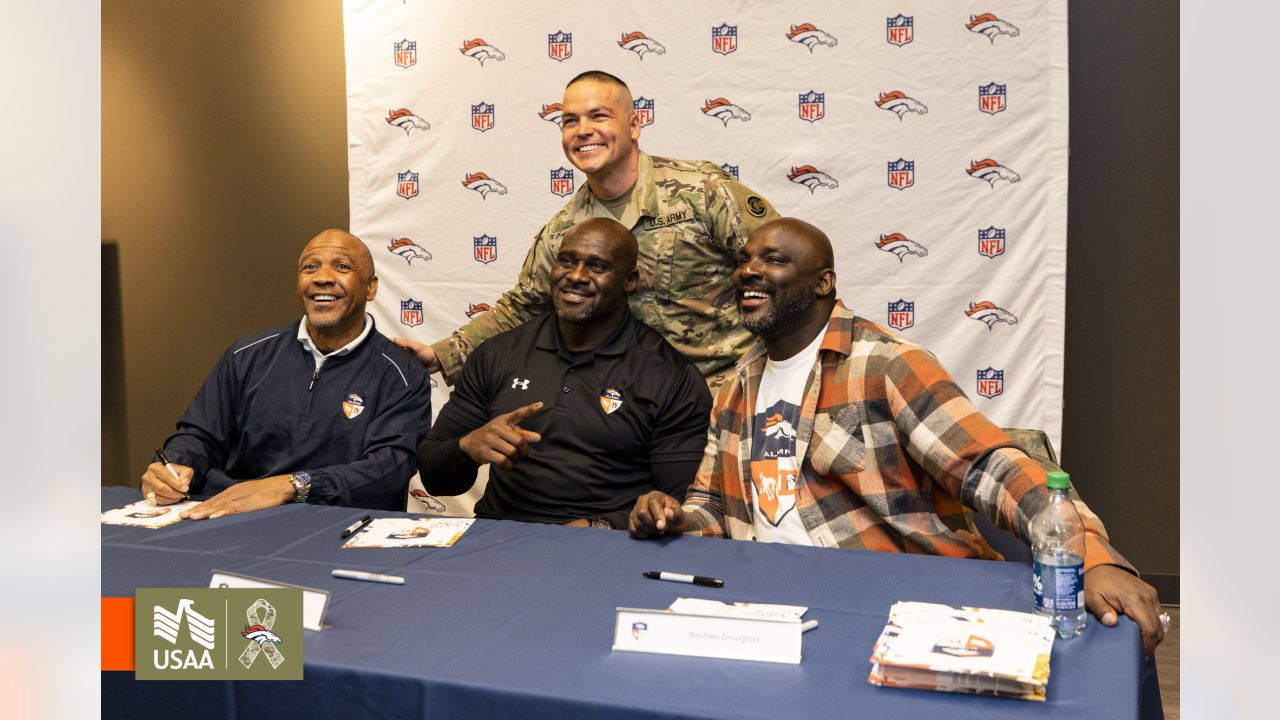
(1033, 559, 1084, 611)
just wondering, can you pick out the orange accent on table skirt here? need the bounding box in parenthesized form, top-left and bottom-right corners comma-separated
(102, 597, 135, 671)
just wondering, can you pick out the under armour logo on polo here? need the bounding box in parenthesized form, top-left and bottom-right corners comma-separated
(512, 378, 530, 390)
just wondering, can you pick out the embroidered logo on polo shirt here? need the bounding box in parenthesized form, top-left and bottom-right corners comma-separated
(599, 388, 623, 415)
(342, 393, 365, 419)
(512, 378, 530, 390)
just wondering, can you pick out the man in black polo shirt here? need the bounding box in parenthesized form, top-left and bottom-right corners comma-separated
(416, 218, 711, 529)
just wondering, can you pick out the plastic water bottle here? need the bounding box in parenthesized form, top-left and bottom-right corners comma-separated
(1029, 470, 1086, 639)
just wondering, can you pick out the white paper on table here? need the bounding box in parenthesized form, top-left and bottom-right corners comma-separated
(101, 499, 201, 528)
(341, 517, 475, 548)
(668, 597, 808, 621)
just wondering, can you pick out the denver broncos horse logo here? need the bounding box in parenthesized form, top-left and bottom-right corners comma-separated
(538, 103, 563, 127)
(388, 238, 432, 265)
(787, 165, 839, 193)
(965, 301, 1018, 330)
(701, 98, 751, 126)
(875, 91, 928, 120)
(385, 108, 430, 135)
(876, 233, 929, 262)
(461, 172, 508, 200)
(460, 38, 506, 65)
(966, 13, 1021, 43)
(967, 159, 1022, 188)
(786, 23, 838, 52)
(618, 32, 666, 60)
(241, 625, 283, 647)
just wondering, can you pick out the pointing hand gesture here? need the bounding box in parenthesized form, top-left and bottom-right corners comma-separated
(459, 402, 544, 470)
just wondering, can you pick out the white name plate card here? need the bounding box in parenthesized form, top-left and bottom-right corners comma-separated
(210, 570, 330, 631)
(612, 607, 802, 664)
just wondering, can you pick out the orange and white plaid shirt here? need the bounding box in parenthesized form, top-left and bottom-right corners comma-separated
(683, 301, 1133, 573)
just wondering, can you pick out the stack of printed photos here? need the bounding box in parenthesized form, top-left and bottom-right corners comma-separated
(868, 601, 1055, 701)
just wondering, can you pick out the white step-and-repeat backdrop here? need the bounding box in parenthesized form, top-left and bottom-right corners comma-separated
(343, 0, 1068, 515)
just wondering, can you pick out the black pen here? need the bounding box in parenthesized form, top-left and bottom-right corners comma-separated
(643, 571, 724, 588)
(153, 447, 191, 502)
(341, 515, 373, 539)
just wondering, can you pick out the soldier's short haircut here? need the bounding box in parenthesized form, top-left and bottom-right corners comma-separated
(566, 70, 630, 93)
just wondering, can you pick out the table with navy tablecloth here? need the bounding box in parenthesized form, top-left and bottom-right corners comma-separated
(101, 486, 1146, 719)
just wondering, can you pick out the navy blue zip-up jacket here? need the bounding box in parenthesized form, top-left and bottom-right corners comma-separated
(162, 319, 432, 510)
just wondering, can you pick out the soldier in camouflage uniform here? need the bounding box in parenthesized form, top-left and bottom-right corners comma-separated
(396, 70, 779, 388)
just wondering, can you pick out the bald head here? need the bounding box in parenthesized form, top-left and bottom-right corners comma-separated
(733, 217, 837, 355)
(753, 217, 834, 269)
(562, 217, 638, 276)
(301, 229, 376, 282)
(296, 229, 378, 349)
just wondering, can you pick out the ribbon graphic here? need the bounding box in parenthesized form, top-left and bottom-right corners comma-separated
(238, 598, 285, 669)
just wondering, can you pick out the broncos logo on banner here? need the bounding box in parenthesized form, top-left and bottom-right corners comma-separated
(701, 98, 751, 126)
(786, 23, 838, 52)
(459, 38, 505, 65)
(965, 301, 1018, 330)
(787, 165, 838, 193)
(617, 31, 666, 60)
(387, 238, 431, 265)
(538, 103, 563, 127)
(876, 233, 928, 262)
(462, 172, 508, 200)
(967, 159, 1021, 188)
(966, 13, 1021, 43)
(875, 91, 928, 120)
(385, 108, 430, 135)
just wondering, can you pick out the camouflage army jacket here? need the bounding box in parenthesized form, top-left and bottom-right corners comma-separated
(431, 152, 779, 382)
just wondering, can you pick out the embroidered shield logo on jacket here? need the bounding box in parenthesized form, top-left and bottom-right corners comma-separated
(599, 388, 623, 415)
(342, 393, 365, 419)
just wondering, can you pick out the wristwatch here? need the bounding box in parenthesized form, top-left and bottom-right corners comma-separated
(289, 471, 312, 504)
(587, 516, 613, 530)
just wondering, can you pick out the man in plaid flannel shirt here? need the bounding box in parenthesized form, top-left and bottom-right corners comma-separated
(629, 217, 1165, 654)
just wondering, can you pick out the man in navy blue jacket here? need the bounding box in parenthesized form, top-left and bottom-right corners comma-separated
(140, 229, 432, 518)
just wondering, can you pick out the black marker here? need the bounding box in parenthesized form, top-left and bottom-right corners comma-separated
(152, 447, 191, 502)
(340, 515, 373, 539)
(643, 571, 724, 588)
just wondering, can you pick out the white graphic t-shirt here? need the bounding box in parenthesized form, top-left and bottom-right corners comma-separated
(749, 330, 824, 545)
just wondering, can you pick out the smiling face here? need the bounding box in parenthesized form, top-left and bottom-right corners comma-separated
(560, 79, 641, 196)
(550, 219, 638, 326)
(732, 220, 835, 341)
(296, 230, 378, 344)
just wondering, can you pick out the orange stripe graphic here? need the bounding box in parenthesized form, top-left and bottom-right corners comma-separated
(102, 597, 135, 671)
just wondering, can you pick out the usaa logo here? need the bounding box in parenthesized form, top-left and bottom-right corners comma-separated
(548, 31, 572, 62)
(474, 235, 498, 265)
(798, 90, 825, 123)
(633, 97, 655, 127)
(887, 158, 915, 191)
(460, 38, 505, 65)
(886, 14, 914, 46)
(876, 91, 928, 120)
(396, 170, 419, 200)
(618, 31, 666, 60)
(550, 167, 575, 197)
(786, 23, 838, 52)
(720, 163, 739, 180)
(887, 299, 915, 330)
(393, 39, 417, 69)
(712, 23, 737, 55)
(465, 303, 491, 318)
(979, 82, 1007, 115)
(965, 301, 1018, 330)
(462, 172, 507, 200)
(400, 299, 423, 328)
(471, 102, 495, 132)
(876, 233, 928, 262)
(976, 367, 1004, 399)
(385, 108, 430, 135)
(387, 238, 432, 265)
(702, 98, 751, 126)
(539, 102, 563, 127)
(967, 159, 1021, 188)
(978, 226, 1006, 258)
(788, 165, 838, 193)
(967, 13, 1021, 43)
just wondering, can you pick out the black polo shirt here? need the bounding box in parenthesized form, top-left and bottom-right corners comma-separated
(417, 309, 711, 527)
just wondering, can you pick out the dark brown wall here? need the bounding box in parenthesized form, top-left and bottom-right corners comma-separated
(102, 1, 1178, 588)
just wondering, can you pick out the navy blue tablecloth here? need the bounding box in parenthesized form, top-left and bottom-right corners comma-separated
(102, 487, 1144, 719)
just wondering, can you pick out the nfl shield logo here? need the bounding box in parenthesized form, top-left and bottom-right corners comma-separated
(720, 163, 739, 180)
(633, 97, 654, 127)
(599, 388, 624, 415)
(979, 82, 1007, 115)
(632, 622, 647, 640)
(548, 31, 572, 62)
(887, 299, 915, 330)
(397, 170, 419, 199)
(474, 235, 498, 264)
(394, 39, 417, 68)
(887, 15, 914, 46)
(471, 102, 495, 132)
(887, 158, 914, 190)
(550, 167, 575, 197)
(799, 90, 825, 123)
(400, 299, 423, 327)
(712, 23, 737, 55)
(342, 392, 365, 419)
(976, 367, 1004, 399)
(978, 226, 1006, 258)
